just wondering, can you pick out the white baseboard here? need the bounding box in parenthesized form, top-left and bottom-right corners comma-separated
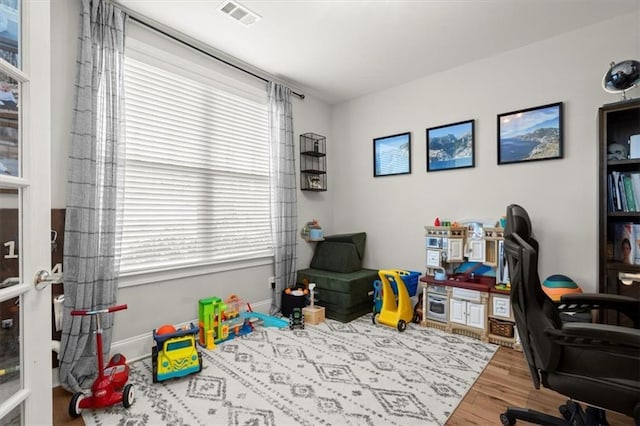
(111, 298, 272, 362)
(52, 367, 59, 388)
(51, 298, 272, 388)
(51, 299, 271, 388)
(247, 298, 271, 314)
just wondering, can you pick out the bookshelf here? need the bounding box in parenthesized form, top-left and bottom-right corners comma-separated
(598, 99, 640, 326)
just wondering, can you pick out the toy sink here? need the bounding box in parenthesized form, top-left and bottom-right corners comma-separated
(450, 273, 494, 285)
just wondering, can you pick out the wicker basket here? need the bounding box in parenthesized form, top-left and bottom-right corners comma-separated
(489, 318, 514, 338)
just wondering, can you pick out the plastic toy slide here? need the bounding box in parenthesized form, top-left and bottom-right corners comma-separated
(242, 311, 289, 328)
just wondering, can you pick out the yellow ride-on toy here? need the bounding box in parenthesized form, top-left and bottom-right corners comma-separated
(372, 269, 418, 332)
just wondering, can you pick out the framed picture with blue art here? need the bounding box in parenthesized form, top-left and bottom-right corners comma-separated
(426, 120, 475, 172)
(497, 102, 563, 165)
(373, 132, 411, 177)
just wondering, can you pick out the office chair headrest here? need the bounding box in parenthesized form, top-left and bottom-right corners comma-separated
(505, 204, 532, 241)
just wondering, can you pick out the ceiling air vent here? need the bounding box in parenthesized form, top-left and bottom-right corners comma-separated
(218, 1, 261, 27)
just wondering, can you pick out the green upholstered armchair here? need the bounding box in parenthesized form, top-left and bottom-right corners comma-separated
(297, 232, 379, 322)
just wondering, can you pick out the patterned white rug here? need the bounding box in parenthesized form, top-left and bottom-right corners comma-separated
(83, 315, 497, 426)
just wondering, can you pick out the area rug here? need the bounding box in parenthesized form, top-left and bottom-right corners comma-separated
(83, 315, 497, 425)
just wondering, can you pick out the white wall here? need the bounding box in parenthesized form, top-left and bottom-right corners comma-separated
(50, 2, 638, 345)
(294, 96, 334, 267)
(331, 12, 640, 293)
(51, 0, 77, 208)
(50, 0, 333, 342)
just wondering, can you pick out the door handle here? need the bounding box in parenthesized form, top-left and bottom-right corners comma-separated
(34, 270, 62, 291)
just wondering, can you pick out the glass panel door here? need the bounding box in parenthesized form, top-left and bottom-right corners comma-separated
(0, 189, 21, 415)
(0, 0, 51, 424)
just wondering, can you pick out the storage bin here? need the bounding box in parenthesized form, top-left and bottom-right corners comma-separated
(281, 288, 307, 317)
(489, 318, 514, 338)
(389, 270, 421, 297)
(309, 228, 323, 240)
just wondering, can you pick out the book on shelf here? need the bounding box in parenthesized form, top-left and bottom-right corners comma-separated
(623, 174, 637, 212)
(619, 173, 628, 211)
(612, 171, 624, 211)
(608, 173, 617, 212)
(614, 222, 636, 264)
(632, 173, 640, 210)
(608, 172, 640, 212)
(635, 224, 640, 265)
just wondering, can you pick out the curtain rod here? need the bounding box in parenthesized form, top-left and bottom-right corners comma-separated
(126, 15, 305, 100)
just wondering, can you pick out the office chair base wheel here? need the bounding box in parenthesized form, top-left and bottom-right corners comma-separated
(584, 406, 608, 426)
(559, 400, 590, 425)
(499, 412, 515, 426)
(559, 403, 573, 421)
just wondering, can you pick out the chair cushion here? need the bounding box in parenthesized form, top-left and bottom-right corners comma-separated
(321, 301, 372, 323)
(310, 241, 361, 273)
(297, 267, 378, 306)
(323, 232, 367, 260)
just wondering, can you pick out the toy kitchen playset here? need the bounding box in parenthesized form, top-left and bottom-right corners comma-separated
(418, 219, 520, 349)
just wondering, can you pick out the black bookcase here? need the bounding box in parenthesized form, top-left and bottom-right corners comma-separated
(598, 98, 640, 326)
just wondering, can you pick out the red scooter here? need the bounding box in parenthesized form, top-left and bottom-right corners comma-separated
(68, 304, 134, 418)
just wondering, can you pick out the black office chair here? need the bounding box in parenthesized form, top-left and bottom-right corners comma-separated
(501, 204, 640, 426)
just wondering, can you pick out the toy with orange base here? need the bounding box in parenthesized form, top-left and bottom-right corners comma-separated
(223, 294, 254, 339)
(372, 270, 418, 332)
(198, 294, 254, 349)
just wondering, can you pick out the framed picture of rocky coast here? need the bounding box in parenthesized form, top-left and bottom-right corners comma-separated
(426, 119, 475, 172)
(497, 102, 563, 165)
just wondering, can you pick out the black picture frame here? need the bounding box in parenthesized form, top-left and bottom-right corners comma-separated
(373, 132, 411, 177)
(426, 120, 475, 172)
(497, 102, 563, 165)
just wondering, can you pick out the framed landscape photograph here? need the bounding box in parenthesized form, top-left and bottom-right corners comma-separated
(373, 132, 411, 177)
(426, 120, 474, 172)
(497, 102, 563, 165)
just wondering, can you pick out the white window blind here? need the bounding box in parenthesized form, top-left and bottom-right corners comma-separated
(118, 56, 272, 275)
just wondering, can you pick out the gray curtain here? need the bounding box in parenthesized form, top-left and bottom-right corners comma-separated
(59, 0, 126, 392)
(268, 82, 298, 314)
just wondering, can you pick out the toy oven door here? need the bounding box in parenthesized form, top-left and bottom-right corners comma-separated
(427, 293, 448, 323)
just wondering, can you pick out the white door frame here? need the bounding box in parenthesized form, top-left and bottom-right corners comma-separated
(0, 0, 52, 424)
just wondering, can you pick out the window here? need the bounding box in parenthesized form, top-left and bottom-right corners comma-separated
(118, 41, 272, 276)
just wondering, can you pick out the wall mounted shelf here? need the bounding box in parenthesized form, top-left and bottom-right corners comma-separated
(300, 133, 327, 191)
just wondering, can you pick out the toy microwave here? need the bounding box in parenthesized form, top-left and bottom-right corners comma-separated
(426, 236, 442, 249)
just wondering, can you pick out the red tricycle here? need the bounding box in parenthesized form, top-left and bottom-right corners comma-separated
(68, 304, 134, 418)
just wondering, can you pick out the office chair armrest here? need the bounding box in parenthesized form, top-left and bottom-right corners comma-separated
(558, 293, 640, 328)
(559, 292, 639, 307)
(545, 323, 640, 355)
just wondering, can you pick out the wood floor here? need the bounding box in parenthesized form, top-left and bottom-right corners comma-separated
(449, 347, 633, 426)
(52, 346, 634, 425)
(52, 386, 84, 426)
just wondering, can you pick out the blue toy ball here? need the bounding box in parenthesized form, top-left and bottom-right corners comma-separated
(542, 274, 582, 301)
